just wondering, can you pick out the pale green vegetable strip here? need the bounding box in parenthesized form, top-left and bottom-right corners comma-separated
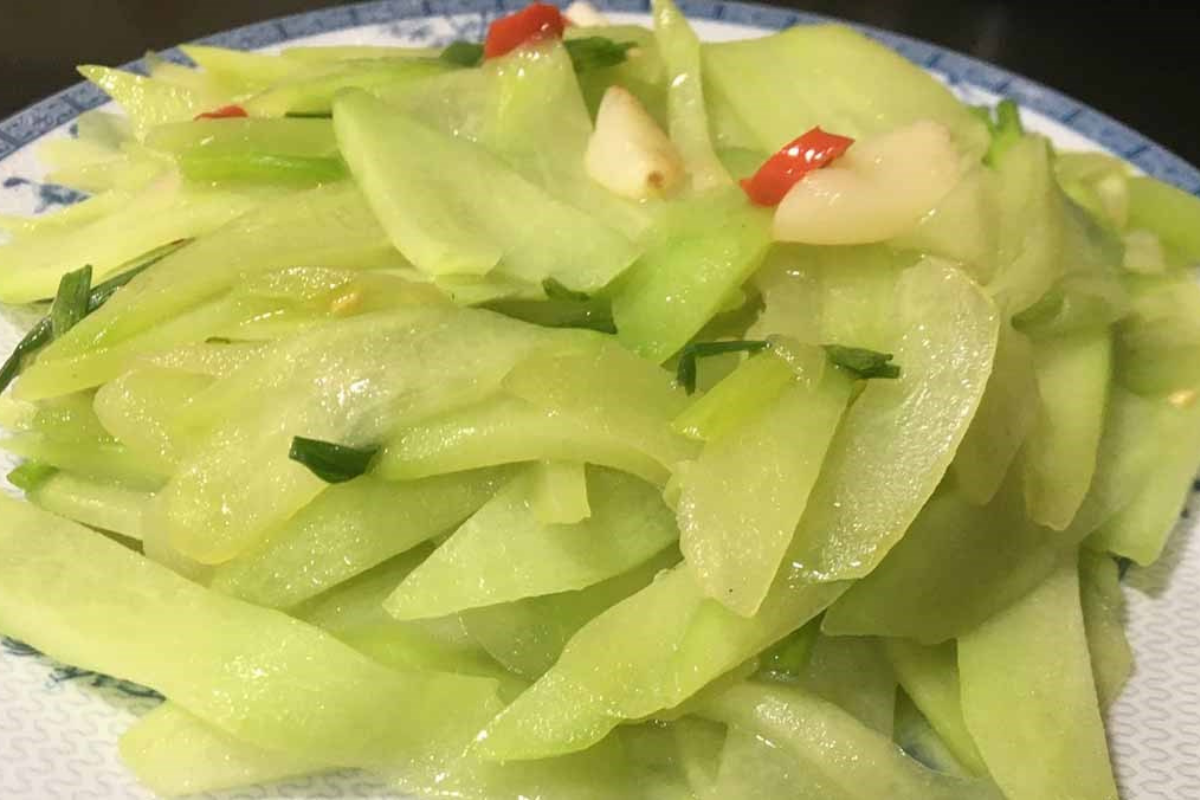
(1079, 551, 1133, 710)
(1113, 273, 1200, 396)
(891, 166, 998, 285)
(283, 44, 439, 62)
(460, 549, 680, 681)
(529, 461, 591, 525)
(179, 44, 314, 95)
(78, 66, 214, 138)
(155, 307, 550, 565)
(612, 192, 772, 362)
(333, 91, 638, 291)
(0, 496, 502, 767)
(950, 324, 1039, 505)
(883, 640, 988, 776)
(210, 469, 508, 609)
(27, 182, 394, 365)
(0, 178, 265, 304)
(651, 0, 730, 190)
(244, 58, 450, 117)
(702, 683, 1003, 800)
(787, 260, 999, 580)
(711, 726, 845, 800)
(959, 553, 1119, 800)
(145, 117, 338, 158)
(1126, 174, 1200, 261)
(93, 367, 214, 472)
(27, 472, 149, 539)
(670, 349, 795, 441)
(385, 467, 678, 620)
(144, 341, 266, 377)
(701, 26, 988, 158)
(678, 351, 852, 615)
(1021, 330, 1112, 530)
(800, 635, 896, 736)
(892, 693, 972, 778)
(1, 434, 166, 490)
(121, 703, 329, 798)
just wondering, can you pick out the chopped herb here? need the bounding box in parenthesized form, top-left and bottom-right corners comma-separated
(976, 98, 1025, 166)
(563, 37, 636, 72)
(6, 461, 57, 493)
(288, 436, 380, 484)
(284, 111, 334, 119)
(676, 340, 769, 394)
(541, 278, 591, 304)
(0, 239, 189, 395)
(50, 265, 93, 339)
(823, 344, 901, 380)
(440, 40, 485, 68)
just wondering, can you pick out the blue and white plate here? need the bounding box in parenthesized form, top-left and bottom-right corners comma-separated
(1, 2, 1198, 797)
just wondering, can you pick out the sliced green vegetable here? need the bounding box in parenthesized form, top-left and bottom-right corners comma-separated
(1079, 551, 1133, 710)
(671, 348, 795, 441)
(242, 57, 449, 117)
(50, 265, 93, 339)
(6, 460, 57, 492)
(674, 339, 768, 395)
(27, 471, 149, 539)
(1126, 175, 1200, 262)
(528, 460, 590, 525)
(800, 635, 896, 736)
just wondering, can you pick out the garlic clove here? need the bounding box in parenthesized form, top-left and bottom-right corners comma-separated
(585, 86, 685, 201)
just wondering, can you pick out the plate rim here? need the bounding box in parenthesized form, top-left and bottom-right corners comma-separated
(0, 0, 1197, 196)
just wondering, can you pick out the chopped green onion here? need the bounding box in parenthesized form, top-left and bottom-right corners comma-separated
(284, 111, 334, 119)
(50, 265, 93, 339)
(440, 41, 484, 68)
(6, 461, 58, 493)
(676, 340, 769, 394)
(288, 436, 379, 484)
(0, 319, 52, 396)
(976, 98, 1025, 166)
(823, 344, 901, 379)
(563, 38, 636, 72)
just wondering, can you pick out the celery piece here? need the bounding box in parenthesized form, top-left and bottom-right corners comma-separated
(145, 117, 338, 158)
(786, 260, 999, 581)
(0, 176, 266, 304)
(178, 152, 346, 186)
(0, 496, 502, 768)
(242, 58, 449, 117)
(702, 684, 1003, 800)
(1126, 175, 1200, 262)
(210, 468, 509, 609)
(701, 26, 988, 159)
(1021, 330, 1112, 530)
(460, 549, 679, 681)
(385, 466, 677, 620)
(678, 351, 852, 616)
(652, 0, 730, 191)
(671, 350, 796, 442)
(93, 367, 214, 473)
(529, 461, 591, 525)
(883, 640, 988, 776)
(78, 66, 217, 138)
(153, 307, 550, 565)
(950, 324, 1039, 505)
(179, 44, 314, 95)
(1078, 551, 1133, 710)
(333, 91, 638, 292)
(1114, 272, 1200, 396)
(27, 472, 149, 539)
(121, 703, 328, 798)
(800, 635, 896, 736)
(612, 191, 772, 363)
(959, 553, 1119, 800)
(477, 561, 847, 761)
(28, 183, 393, 372)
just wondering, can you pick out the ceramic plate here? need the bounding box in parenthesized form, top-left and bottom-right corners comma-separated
(1, 1, 1198, 797)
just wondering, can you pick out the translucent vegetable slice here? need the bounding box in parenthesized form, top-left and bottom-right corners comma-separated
(786, 260, 999, 580)
(78, 66, 216, 138)
(0, 497, 502, 768)
(798, 635, 896, 736)
(93, 367, 214, 473)
(333, 90, 638, 292)
(242, 58, 450, 117)
(958, 553, 1119, 800)
(385, 466, 678, 620)
(528, 461, 591, 524)
(27, 472, 149, 539)
(1078, 551, 1133, 710)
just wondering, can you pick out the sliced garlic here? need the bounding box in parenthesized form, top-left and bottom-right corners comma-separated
(565, 0, 610, 26)
(585, 86, 685, 201)
(773, 120, 963, 245)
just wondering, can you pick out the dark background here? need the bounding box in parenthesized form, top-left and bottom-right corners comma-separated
(2, 0, 1198, 166)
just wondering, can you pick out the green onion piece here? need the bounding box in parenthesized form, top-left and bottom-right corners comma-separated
(284, 111, 334, 119)
(0, 318, 52, 396)
(288, 436, 380, 484)
(50, 265, 93, 339)
(440, 41, 484, 68)
(563, 38, 636, 72)
(87, 238, 191, 310)
(6, 461, 58, 493)
(541, 278, 591, 303)
(977, 98, 1025, 167)
(823, 344, 901, 380)
(676, 340, 770, 394)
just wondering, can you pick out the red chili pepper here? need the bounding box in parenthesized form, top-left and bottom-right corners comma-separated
(484, 2, 567, 60)
(740, 127, 855, 207)
(194, 104, 248, 121)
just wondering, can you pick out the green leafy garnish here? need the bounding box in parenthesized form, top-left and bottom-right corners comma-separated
(975, 98, 1025, 166)
(439, 41, 484, 68)
(50, 265, 93, 339)
(6, 461, 57, 493)
(284, 111, 334, 119)
(288, 436, 380, 484)
(563, 37, 636, 72)
(676, 340, 769, 394)
(823, 344, 901, 380)
(0, 319, 52, 397)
